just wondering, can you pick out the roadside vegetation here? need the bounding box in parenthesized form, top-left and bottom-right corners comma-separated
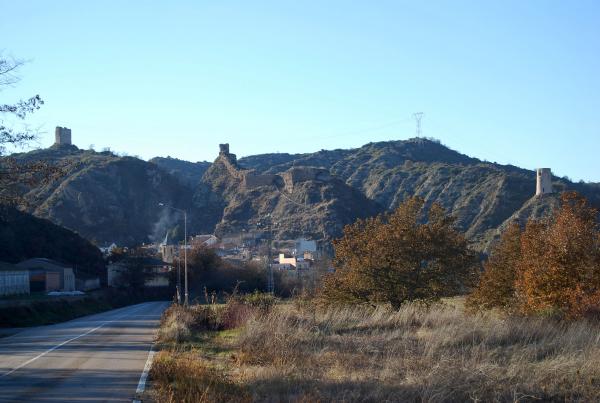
(149, 194, 600, 402)
(0, 289, 167, 328)
(151, 297, 600, 402)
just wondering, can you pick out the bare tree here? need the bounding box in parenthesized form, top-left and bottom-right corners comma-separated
(0, 53, 63, 208)
(0, 54, 44, 155)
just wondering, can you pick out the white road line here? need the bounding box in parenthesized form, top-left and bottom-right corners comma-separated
(0, 303, 151, 378)
(133, 302, 168, 402)
(135, 347, 155, 395)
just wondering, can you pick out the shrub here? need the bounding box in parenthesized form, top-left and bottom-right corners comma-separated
(150, 351, 250, 403)
(319, 197, 478, 308)
(466, 222, 521, 312)
(469, 191, 600, 320)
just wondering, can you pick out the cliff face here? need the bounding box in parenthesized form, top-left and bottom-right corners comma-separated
(238, 138, 600, 250)
(3, 147, 209, 246)
(6, 139, 600, 251)
(197, 148, 383, 240)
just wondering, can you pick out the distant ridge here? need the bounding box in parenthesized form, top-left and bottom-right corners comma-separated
(4, 137, 600, 250)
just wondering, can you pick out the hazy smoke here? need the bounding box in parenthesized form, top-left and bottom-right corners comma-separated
(150, 208, 178, 244)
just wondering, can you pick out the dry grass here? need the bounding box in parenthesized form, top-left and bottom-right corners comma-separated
(151, 350, 250, 403)
(151, 300, 600, 402)
(236, 301, 600, 402)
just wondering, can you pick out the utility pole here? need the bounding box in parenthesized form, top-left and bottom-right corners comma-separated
(158, 203, 189, 306)
(266, 228, 274, 294)
(176, 254, 181, 304)
(413, 112, 424, 137)
(183, 210, 188, 306)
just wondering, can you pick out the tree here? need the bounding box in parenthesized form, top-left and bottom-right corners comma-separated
(515, 192, 600, 318)
(0, 54, 62, 207)
(319, 197, 478, 308)
(469, 191, 600, 319)
(466, 222, 522, 312)
(0, 55, 43, 156)
(111, 248, 158, 293)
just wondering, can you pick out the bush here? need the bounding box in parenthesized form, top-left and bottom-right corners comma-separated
(219, 291, 276, 330)
(320, 197, 478, 308)
(150, 352, 250, 403)
(469, 191, 600, 320)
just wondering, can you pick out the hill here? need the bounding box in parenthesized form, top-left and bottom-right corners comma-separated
(149, 157, 210, 187)
(5, 138, 600, 251)
(0, 207, 104, 278)
(198, 146, 382, 240)
(238, 138, 600, 249)
(2, 145, 210, 246)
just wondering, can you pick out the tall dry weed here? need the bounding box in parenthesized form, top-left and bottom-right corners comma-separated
(236, 302, 600, 402)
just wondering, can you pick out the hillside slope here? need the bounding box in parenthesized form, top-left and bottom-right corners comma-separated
(6, 138, 599, 251)
(0, 207, 105, 278)
(149, 157, 210, 187)
(239, 138, 600, 249)
(198, 148, 382, 240)
(3, 145, 209, 246)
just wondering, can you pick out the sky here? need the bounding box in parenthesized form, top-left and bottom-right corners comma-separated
(1, 1, 599, 181)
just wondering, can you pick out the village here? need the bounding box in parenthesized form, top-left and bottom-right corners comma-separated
(0, 229, 324, 300)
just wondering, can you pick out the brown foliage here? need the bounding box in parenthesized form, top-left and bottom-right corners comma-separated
(466, 222, 522, 312)
(320, 197, 477, 308)
(470, 191, 600, 319)
(516, 192, 600, 318)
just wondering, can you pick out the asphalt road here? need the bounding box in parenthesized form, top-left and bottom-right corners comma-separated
(0, 301, 170, 403)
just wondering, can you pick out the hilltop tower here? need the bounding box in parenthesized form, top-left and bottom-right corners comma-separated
(55, 126, 72, 146)
(536, 168, 553, 196)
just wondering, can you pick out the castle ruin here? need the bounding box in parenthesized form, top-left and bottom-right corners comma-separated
(55, 126, 72, 146)
(535, 168, 553, 196)
(216, 144, 331, 192)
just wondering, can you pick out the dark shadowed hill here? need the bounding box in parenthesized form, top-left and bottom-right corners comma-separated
(149, 157, 210, 187)
(0, 207, 105, 278)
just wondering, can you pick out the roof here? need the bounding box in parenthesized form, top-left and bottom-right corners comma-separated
(0, 261, 28, 272)
(113, 257, 172, 267)
(17, 258, 71, 271)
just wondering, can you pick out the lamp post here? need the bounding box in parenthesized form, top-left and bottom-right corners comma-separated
(158, 203, 188, 306)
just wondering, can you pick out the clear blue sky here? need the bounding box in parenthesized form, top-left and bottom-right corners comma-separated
(2, 1, 599, 181)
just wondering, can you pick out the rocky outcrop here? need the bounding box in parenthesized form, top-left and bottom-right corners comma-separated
(4, 147, 209, 246)
(197, 145, 383, 240)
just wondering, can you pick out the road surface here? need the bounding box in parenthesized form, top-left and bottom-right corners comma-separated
(0, 301, 169, 403)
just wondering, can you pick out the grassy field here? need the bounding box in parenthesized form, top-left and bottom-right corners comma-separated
(149, 298, 600, 402)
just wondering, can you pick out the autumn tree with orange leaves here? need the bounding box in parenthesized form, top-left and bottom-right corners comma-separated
(466, 222, 522, 312)
(319, 197, 478, 309)
(469, 191, 600, 319)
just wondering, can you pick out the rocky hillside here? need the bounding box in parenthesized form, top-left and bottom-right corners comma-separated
(3, 145, 210, 246)
(5, 138, 599, 251)
(149, 157, 210, 187)
(197, 147, 382, 240)
(239, 138, 600, 250)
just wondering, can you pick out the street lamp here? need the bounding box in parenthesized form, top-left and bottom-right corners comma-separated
(158, 203, 189, 306)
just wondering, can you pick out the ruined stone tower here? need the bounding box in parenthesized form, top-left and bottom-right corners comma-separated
(54, 126, 72, 146)
(219, 143, 230, 155)
(536, 168, 553, 196)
